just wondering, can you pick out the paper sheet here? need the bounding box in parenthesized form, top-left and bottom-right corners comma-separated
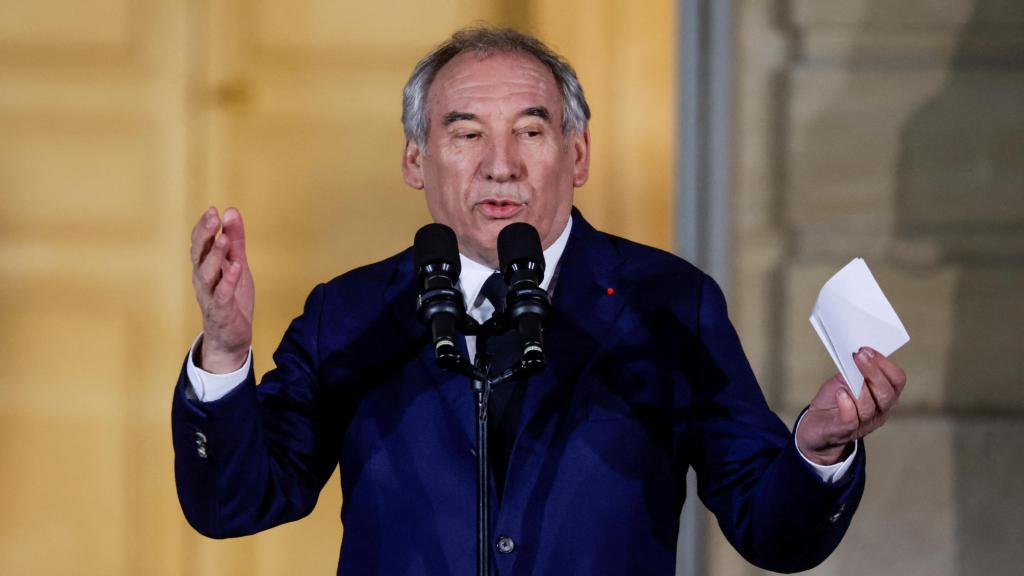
(809, 258, 910, 396)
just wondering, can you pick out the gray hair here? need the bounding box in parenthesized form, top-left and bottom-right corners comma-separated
(401, 26, 591, 149)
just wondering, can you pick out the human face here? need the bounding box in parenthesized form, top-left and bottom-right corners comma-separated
(402, 51, 590, 267)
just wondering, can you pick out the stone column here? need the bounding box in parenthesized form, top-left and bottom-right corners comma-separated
(722, 1, 1024, 574)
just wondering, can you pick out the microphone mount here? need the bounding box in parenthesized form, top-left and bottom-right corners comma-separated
(412, 221, 552, 576)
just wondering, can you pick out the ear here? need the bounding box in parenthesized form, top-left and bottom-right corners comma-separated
(571, 127, 591, 188)
(402, 139, 425, 190)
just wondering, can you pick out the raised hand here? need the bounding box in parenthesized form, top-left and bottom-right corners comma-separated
(796, 347, 907, 465)
(190, 206, 255, 373)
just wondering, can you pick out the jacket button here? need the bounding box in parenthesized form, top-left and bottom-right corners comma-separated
(829, 503, 847, 524)
(194, 431, 208, 458)
(495, 536, 515, 554)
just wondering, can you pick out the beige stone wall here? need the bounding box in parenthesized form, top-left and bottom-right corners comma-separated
(720, 1, 1024, 574)
(0, 1, 676, 574)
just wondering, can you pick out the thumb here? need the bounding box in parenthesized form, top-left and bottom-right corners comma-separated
(213, 260, 243, 304)
(836, 388, 859, 430)
(222, 207, 248, 262)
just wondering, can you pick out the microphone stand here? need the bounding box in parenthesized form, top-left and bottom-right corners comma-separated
(416, 221, 549, 576)
(435, 314, 539, 576)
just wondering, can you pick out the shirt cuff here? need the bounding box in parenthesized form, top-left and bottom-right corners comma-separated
(185, 333, 252, 402)
(794, 411, 858, 483)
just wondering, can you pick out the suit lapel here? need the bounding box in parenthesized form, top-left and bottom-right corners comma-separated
(503, 210, 629, 499)
(384, 250, 476, 451)
(522, 210, 626, 418)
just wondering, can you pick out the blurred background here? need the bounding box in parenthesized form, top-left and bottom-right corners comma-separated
(0, 0, 1019, 574)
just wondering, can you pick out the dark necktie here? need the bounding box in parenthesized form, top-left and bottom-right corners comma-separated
(479, 272, 519, 374)
(479, 272, 526, 502)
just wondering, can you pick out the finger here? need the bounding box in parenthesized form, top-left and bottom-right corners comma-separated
(214, 260, 242, 304)
(857, 348, 897, 413)
(834, 388, 859, 439)
(189, 207, 216, 249)
(194, 233, 229, 293)
(865, 366, 898, 415)
(851, 350, 880, 423)
(221, 207, 247, 263)
(873, 351, 908, 395)
(190, 207, 221, 267)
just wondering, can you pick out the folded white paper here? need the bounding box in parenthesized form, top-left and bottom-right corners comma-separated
(809, 258, 910, 396)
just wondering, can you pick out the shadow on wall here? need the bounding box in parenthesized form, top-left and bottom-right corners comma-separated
(893, 0, 1024, 574)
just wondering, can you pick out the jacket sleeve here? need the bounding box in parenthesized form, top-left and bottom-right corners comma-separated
(685, 274, 865, 573)
(172, 283, 340, 538)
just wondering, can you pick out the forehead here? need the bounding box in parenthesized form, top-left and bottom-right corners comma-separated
(427, 51, 562, 120)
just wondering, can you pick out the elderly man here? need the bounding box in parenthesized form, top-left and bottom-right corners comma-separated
(174, 27, 906, 575)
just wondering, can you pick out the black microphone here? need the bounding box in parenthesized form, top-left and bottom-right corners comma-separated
(497, 222, 551, 374)
(414, 223, 464, 370)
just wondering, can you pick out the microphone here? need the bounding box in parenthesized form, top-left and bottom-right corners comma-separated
(414, 223, 464, 370)
(497, 222, 551, 374)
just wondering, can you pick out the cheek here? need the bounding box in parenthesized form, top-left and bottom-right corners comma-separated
(425, 190, 470, 232)
(422, 168, 460, 214)
(530, 145, 574, 179)
(435, 157, 477, 203)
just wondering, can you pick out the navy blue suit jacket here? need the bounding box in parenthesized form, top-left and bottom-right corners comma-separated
(173, 209, 865, 575)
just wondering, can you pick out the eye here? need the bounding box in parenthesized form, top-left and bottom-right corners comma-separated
(459, 132, 480, 141)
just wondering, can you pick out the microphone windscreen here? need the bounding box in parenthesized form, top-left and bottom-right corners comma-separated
(414, 223, 460, 275)
(498, 222, 544, 275)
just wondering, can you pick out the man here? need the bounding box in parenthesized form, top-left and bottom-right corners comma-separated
(174, 27, 906, 575)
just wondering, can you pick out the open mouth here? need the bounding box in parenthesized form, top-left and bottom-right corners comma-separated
(476, 199, 525, 219)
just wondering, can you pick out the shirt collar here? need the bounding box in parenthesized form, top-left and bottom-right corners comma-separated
(458, 215, 573, 312)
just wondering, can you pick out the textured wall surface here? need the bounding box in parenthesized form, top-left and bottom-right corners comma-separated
(720, 1, 1024, 574)
(0, 1, 676, 574)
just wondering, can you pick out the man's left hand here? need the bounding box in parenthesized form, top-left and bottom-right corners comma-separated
(796, 347, 907, 466)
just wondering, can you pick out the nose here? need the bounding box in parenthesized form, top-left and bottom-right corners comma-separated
(480, 134, 522, 182)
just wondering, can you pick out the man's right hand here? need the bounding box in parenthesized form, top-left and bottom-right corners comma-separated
(190, 206, 254, 374)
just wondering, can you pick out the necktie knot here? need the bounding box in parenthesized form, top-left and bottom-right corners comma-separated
(480, 272, 508, 314)
(478, 272, 518, 375)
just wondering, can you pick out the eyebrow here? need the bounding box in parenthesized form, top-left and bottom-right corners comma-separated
(441, 107, 553, 127)
(522, 106, 552, 122)
(442, 112, 477, 126)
